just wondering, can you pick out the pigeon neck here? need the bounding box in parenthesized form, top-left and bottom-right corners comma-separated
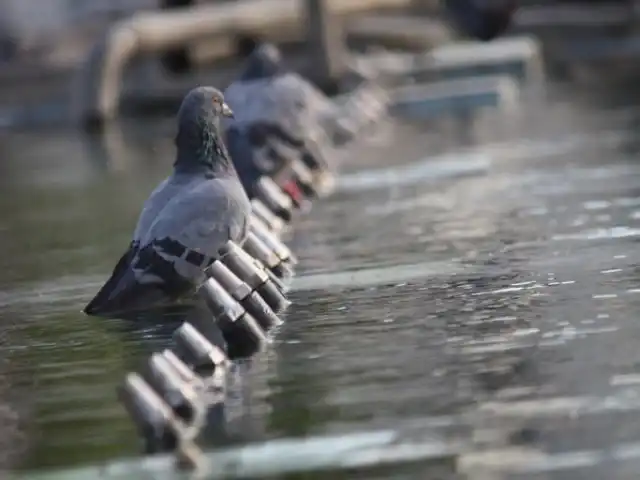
(173, 125, 235, 177)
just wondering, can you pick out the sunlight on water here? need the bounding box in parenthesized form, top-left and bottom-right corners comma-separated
(337, 152, 491, 192)
(552, 227, 640, 241)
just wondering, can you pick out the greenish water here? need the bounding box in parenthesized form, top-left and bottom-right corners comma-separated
(2, 82, 640, 478)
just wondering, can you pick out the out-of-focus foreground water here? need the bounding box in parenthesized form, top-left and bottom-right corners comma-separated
(1, 78, 640, 478)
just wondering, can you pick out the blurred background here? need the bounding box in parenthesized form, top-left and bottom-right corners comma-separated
(3, 0, 640, 478)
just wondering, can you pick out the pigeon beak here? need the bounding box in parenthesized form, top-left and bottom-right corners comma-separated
(222, 102, 234, 118)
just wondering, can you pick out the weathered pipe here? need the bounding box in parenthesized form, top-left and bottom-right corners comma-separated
(251, 199, 288, 235)
(253, 176, 295, 223)
(242, 232, 295, 283)
(198, 278, 270, 359)
(208, 259, 284, 333)
(219, 240, 291, 313)
(141, 353, 206, 435)
(119, 358, 211, 466)
(288, 159, 319, 198)
(72, 0, 415, 126)
(250, 215, 298, 266)
(161, 349, 209, 392)
(173, 322, 229, 384)
(118, 373, 191, 454)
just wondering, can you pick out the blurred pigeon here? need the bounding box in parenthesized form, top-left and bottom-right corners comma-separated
(224, 43, 336, 142)
(442, 0, 516, 41)
(84, 86, 250, 318)
(224, 43, 387, 177)
(223, 44, 328, 188)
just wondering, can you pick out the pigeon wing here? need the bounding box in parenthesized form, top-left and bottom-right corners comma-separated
(142, 178, 250, 260)
(132, 177, 171, 242)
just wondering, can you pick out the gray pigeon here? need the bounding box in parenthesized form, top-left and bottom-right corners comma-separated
(223, 43, 340, 172)
(224, 43, 388, 179)
(84, 86, 251, 317)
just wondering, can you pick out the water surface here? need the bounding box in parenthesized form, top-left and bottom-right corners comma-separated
(2, 80, 640, 478)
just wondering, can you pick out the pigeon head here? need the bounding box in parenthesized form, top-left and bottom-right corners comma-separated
(239, 43, 285, 81)
(174, 86, 235, 174)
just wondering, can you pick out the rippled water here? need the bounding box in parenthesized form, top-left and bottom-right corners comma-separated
(2, 79, 640, 478)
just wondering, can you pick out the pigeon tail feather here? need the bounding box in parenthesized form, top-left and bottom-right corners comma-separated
(83, 246, 177, 318)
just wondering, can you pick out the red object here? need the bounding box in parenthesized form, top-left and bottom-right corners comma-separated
(281, 179, 304, 204)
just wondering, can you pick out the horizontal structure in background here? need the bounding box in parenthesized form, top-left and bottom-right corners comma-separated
(72, 0, 430, 126)
(390, 75, 520, 119)
(513, 2, 636, 29)
(0, 0, 152, 38)
(0, 0, 638, 128)
(75, 0, 549, 126)
(353, 36, 543, 85)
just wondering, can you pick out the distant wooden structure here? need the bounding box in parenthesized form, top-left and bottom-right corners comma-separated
(71, 0, 443, 126)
